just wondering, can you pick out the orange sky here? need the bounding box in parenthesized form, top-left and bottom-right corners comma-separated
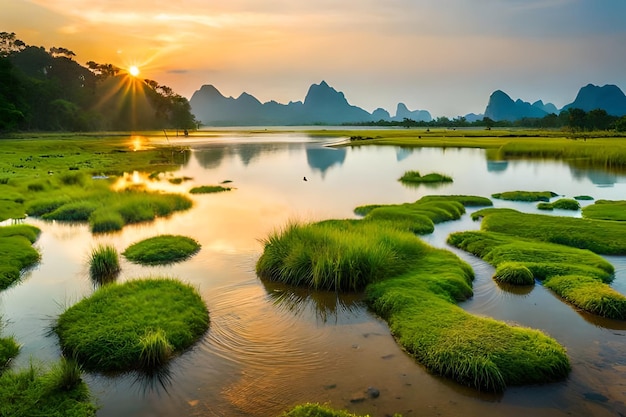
(2, 0, 626, 117)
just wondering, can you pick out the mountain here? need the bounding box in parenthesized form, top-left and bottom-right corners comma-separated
(189, 81, 431, 126)
(392, 103, 431, 122)
(562, 84, 626, 116)
(484, 90, 556, 121)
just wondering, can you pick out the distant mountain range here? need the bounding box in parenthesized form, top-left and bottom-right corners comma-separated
(189, 81, 431, 126)
(189, 81, 626, 126)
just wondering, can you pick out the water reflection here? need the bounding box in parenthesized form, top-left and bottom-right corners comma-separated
(486, 160, 509, 173)
(570, 167, 618, 186)
(261, 280, 365, 324)
(305, 147, 346, 176)
(131, 364, 175, 395)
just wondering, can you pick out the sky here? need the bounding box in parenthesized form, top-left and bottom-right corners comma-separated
(2, 0, 626, 118)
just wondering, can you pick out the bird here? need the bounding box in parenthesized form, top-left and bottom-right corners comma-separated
(303, 176, 308, 181)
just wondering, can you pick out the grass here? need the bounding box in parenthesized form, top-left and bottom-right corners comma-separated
(279, 403, 399, 417)
(448, 230, 626, 319)
(0, 360, 97, 416)
(491, 191, 558, 202)
(122, 235, 201, 265)
(353, 195, 477, 236)
(475, 208, 626, 255)
(257, 196, 570, 391)
(189, 185, 232, 194)
(582, 200, 626, 221)
(88, 244, 121, 285)
(0, 224, 41, 290)
(493, 262, 535, 285)
(537, 198, 580, 211)
(0, 336, 19, 369)
(54, 277, 209, 372)
(398, 170, 453, 185)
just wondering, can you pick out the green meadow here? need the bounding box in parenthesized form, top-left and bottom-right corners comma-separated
(257, 196, 569, 391)
(582, 200, 626, 221)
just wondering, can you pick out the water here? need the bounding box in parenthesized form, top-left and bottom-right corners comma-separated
(1, 131, 625, 416)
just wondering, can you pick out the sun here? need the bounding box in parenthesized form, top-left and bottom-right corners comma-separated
(129, 66, 140, 77)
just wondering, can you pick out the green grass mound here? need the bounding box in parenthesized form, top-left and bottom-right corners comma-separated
(398, 170, 453, 185)
(258, 214, 570, 391)
(55, 278, 209, 371)
(0, 224, 41, 290)
(574, 195, 594, 201)
(189, 185, 232, 194)
(417, 194, 493, 207)
(122, 235, 201, 265)
(448, 231, 626, 319)
(475, 208, 626, 255)
(353, 196, 470, 236)
(582, 200, 626, 222)
(0, 360, 97, 416)
(279, 403, 396, 417)
(493, 262, 535, 285)
(537, 198, 580, 211)
(492, 191, 558, 202)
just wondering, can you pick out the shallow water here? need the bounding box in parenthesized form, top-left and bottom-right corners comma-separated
(1, 131, 626, 416)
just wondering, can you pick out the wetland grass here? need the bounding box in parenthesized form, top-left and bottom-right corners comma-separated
(189, 185, 232, 194)
(493, 262, 535, 285)
(398, 170, 453, 185)
(0, 224, 41, 290)
(257, 195, 570, 391)
(280, 403, 394, 417)
(54, 278, 209, 371)
(122, 235, 201, 265)
(537, 198, 580, 211)
(476, 208, 626, 255)
(448, 230, 626, 319)
(582, 200, 626, 221)
(0, 333, 19, 368)
(88, 244, 120, 285)
(0, 361, 97, 416)
(491, 190, 558, 202)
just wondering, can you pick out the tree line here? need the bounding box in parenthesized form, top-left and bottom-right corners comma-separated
(0, 32, 197, 132)
(351, 109, 626, 132)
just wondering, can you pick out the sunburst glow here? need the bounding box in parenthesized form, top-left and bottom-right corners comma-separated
(129, 65, 140, 77)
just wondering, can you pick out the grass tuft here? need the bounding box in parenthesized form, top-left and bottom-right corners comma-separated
(88, 244, 120, 285)
(492, 191, 558, 202)
(138, 329, 173, 369)
(493, 262, 535, 285)
(398, 170, 453, 185)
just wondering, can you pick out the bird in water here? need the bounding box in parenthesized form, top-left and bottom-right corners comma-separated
(303, 176, 308, 181)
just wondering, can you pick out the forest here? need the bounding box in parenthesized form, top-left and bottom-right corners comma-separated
(0, 32, 197, 132)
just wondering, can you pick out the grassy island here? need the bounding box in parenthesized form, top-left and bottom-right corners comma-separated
(491, 190, 558, 202)
(537, 198, 580, 211)
(257, 196, 569, 392)
(475, 208, 626, 255)
(55, 278, 209, 371)
(189, 185, 232, 194)
(0, 224, 41, 290)
(582, 200, 626, 221)
(123, 235, 201, 265)
(398, 171, 452, 186)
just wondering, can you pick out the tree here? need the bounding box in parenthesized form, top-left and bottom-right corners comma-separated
(615, 116, 626, 132)
(568, 108, 586, 131)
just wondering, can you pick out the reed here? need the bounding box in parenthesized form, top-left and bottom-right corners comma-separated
(582, 200, 626, 221)
(123, 235, 201, 265)
(55, 278, 209, 371)
(88, 244, 121, 285)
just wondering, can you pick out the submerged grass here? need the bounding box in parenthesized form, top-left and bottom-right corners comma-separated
(448, 230, 626, 319)
(476, 208, 626, 255)
(88, 244, 121, 285)
(0, 224, 41, 290)
(582, 200, 626, 221)
(0, 360, 97, 416)
(54, 278, 209, 371)
(491, 190, 558, 202)
(122, 235, 201, 265)
(257, 195, 570, 391)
